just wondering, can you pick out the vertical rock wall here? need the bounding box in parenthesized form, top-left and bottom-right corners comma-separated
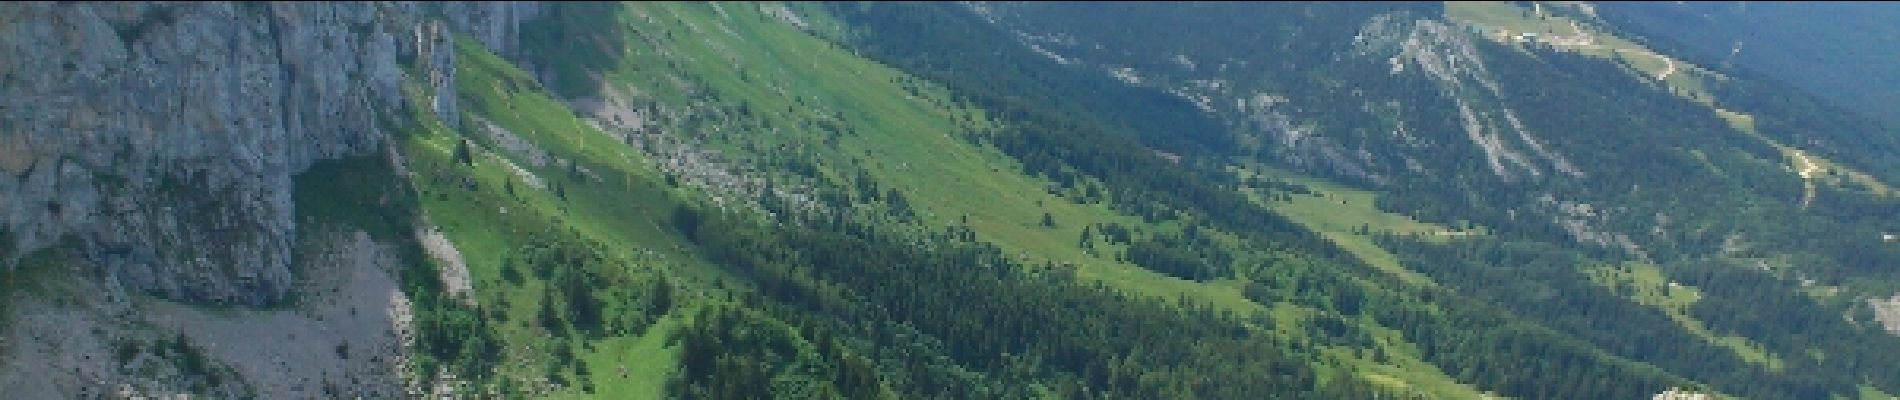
(0, 1, 537, 306)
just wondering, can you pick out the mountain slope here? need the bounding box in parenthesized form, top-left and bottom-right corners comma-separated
(847, 1, 1900, 398)
(1595, 2, 1900, 127)
(7, 2, 1900, 399)
(465, 3, 1471, 397)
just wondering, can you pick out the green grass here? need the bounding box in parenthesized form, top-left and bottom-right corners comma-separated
(1717, 109, 1895, 204)
(450, 36, 730, 286)
(1854, 384, 1898, 400)
(570, 313, 686, 400)
(605, 2, 1275, 314)
(1238, 165, 1476, 287)
(1325, 321, 1501, 399)
(576, 3, 1493, 395)
(370, 2, 1502, 396)
(1224, 165, 1497, 397)
(377, 33, 733, 396)
(1587, 262, 1783, 369)
(1447, 1, 1722, 101)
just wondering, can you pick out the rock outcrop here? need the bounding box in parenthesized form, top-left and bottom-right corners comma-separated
(0, 1, 537, 306)
(1872, 294, 1900, 336)
(1354, 14, 1583, 182)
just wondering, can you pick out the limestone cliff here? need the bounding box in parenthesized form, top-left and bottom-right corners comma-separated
(0, 1, 537, 306)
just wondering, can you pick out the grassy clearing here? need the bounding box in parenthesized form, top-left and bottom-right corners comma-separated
(571, 314, 686, 400)
(1447, 1, 1721, 101)
(1717, 109, 1895, 206)
(1238, 165, 1477, 287)
(1857, 384, 1899, 400)
(451, 37, 727, 285)
(1223, 165, 1493, 396)
(1249, 301, 1491, 399)
(1325, 320, 1501, 399)
(1587, 262, 1783, 369)
(1718, 92, 1893, 205)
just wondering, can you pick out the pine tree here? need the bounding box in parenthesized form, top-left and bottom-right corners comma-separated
(455, 139, 473, 165)
(650, 278, 673, 317)
(539, 288, 563, 335)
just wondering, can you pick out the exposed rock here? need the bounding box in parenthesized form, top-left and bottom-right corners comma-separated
(0, 2, 538, 306)
(416, 225, 471, 303)
(0, 2, 403, 305)
(1871, 294, 1900, 336)
(1539, 194, 1648, 259)
(437, 1, 539, 60)
(1355, 14, 1584, 182)
(1652, 388, 1713, 400)
(418, 19, 459, 130)
(759, 3, 809, 31)
(1241, 93, 1384, 184)
(476, 116, 550, 167)
(0, 230, 406, 399)
(142, 230, 410, 399)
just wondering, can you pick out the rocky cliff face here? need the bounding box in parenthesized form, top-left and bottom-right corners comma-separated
(1352, 14, 1582, 183)
(0, 1, 536, 306)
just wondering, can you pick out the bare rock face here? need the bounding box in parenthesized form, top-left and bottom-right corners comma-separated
(438, 1, 539, 60)
(1872, 294, 1900, 336)
(1353, 14, 1582, 183)
(0, 1, 536, 306)
(0, 230, 412, 399)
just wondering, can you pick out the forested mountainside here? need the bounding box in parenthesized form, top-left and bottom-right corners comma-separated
(2, 2, 1898, 399)
(1593, 2, 1900, 127)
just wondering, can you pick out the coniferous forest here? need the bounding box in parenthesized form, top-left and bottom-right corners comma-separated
(5, 2, 1900, 399)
